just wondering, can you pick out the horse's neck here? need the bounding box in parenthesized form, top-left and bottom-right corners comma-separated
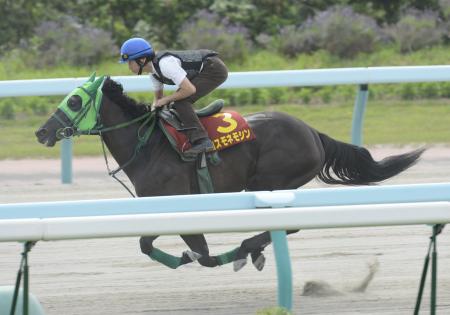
(99, 100, 144, 178)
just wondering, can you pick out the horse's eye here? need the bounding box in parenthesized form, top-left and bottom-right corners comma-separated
(67, 95, 82, 112)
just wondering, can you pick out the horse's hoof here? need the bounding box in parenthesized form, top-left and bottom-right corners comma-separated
(252, 253, 266, 271)
(233, 258, 247, 272)
(139, 237, 153, 255)
(184, 250, 202, 262)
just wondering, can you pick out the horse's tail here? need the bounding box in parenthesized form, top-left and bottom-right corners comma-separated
(317, 133, 425, 185)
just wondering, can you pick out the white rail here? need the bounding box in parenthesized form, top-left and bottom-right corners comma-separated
(0, 202, 449, 242)
(0, 66, 449, 97)
(2, 182, 450, 242)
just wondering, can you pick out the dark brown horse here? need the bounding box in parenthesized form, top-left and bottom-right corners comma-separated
(35, 76, 424, 271)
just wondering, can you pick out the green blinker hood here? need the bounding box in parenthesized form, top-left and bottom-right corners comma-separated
(57, 72, 106, 131)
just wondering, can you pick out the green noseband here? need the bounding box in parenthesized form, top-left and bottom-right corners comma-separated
(57, 72, 106, 133)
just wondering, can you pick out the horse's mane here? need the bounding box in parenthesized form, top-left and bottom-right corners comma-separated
(102, 77, 150, 118)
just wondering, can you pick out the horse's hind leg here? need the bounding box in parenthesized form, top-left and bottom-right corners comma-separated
(181, 234, 220, 267)
(140, 236, 200, 269)
(234, 230, 299, 272)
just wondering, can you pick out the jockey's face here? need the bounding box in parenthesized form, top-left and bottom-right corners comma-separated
(128, 58, 153, 74)
(128, 60, 140, 74)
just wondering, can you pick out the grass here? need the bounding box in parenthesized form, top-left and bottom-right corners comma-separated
(236, 99, 450, 143)
(256, 307, 292, 315)
(1, 99, 448, 160)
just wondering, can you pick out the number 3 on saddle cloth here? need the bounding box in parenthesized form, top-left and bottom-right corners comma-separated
(158, 100, 256, 159)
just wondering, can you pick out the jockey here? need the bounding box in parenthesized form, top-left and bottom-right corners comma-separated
(119, 37, 228, 155)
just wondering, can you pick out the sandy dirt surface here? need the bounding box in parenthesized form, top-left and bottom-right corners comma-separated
(0, 144, 449, 315)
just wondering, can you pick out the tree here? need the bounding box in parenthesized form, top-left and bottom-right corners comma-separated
(210, 0, 322, 40)
(0, 0, 79, 51)
(347, 0, 441, 24)
(0, 0, 40, 51)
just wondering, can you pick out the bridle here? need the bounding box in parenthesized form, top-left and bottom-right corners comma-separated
(53, 84, 157, 197)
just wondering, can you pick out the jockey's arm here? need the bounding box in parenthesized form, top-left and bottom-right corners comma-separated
(153, 78, 196, 108)
(154, 89, 164, 101)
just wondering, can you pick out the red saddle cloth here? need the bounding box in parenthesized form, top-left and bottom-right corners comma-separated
(163, 111, 256, 152)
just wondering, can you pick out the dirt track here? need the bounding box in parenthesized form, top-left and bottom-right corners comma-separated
(0, 145, 449, 315)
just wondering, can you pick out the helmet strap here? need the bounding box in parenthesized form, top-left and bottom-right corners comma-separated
(135, 57, 151, 76)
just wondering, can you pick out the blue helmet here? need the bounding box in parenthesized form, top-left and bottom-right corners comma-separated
(119, 38, 154, 63)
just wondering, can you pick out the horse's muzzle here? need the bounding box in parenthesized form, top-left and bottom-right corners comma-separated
(35, 127, 57, 147)
(35, 128, 47, 140)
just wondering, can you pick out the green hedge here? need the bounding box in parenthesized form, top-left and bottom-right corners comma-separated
(1, 83, 448, 121)
(1, 47, 449, 119)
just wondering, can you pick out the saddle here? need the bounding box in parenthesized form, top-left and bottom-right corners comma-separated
(158, 99, 224, 132)
(157, 99, 256, 159)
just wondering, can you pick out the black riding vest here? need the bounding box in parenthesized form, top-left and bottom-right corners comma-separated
(151, 49, 218, 85)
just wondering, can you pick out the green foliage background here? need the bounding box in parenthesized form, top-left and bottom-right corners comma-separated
(1, 0, 446, 50)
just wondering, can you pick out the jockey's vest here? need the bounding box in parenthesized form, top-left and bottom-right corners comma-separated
(151, 50, 218, 85)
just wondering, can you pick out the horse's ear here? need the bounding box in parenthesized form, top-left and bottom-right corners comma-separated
(87, 72, 96, 83)
(90, 75, 105, 92)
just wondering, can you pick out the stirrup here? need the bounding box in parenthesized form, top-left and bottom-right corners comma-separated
(184, 138, 215, 156)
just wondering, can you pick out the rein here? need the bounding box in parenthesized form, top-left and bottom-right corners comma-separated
(99, 111, 157, 198)
(77, 111, 153, 135)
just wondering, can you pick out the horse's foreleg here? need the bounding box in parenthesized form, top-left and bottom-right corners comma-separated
(180, 237, 241, 267)
(181, 234, 220, 267)
(140, 235, 159, 254)
(234, 230, 300, 272)
(234, 232, 271, 271)
(214, 247, 240, 266)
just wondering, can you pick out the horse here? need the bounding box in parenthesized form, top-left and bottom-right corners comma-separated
(35, 74, 425, 271)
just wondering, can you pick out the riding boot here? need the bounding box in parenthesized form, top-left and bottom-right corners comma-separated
(172, 100, 213, 154)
